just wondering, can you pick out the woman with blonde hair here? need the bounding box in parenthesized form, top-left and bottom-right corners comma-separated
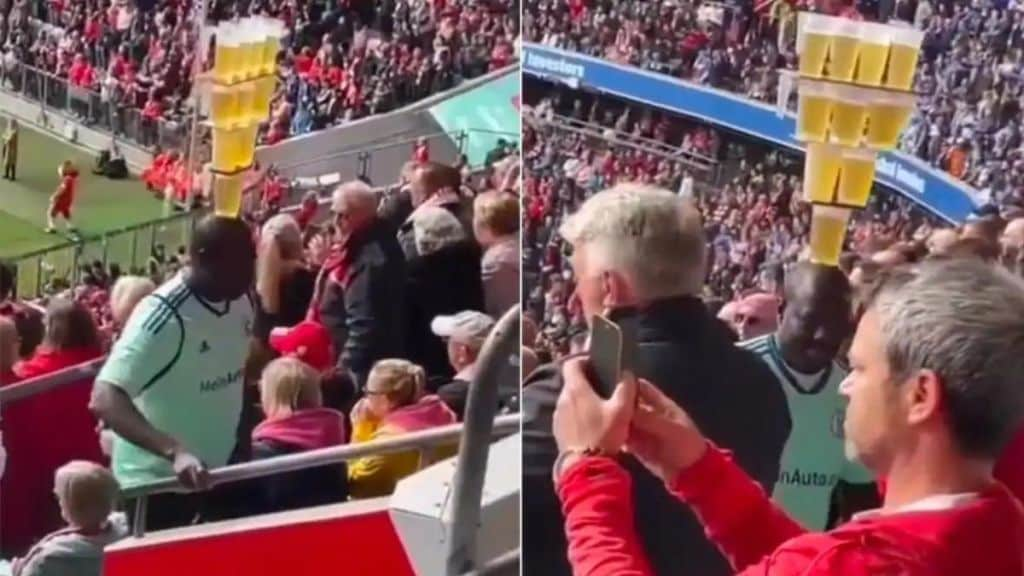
(12, 461, 127, 576)
(348, 359, 457, 498)
(248, 357, 348, 514)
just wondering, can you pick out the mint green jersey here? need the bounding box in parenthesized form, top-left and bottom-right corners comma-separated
(740, 334, 873, 529)
(97, 273, 254, 489)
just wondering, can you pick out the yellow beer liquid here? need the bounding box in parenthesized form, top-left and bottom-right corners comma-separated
(800, 33, 830, 77)
(856, 41, 889, 86)
(236, 83, 256, 122)
(253, 76, 276, 119)
(837, 156, 876, 207)
(827, 35, 859, 81)
(210, 87, 240, 127)
(261, 37, 280, 76)
(797, 94, 832, 142)
(885, 44, 920, 90)
(236, 123, 259, 168)
(214, 44, 243, 83)
(803, 144, 841, 203)
(809, 210, 849, 266)
(213, 172, 246, 218)
(865, 103, 913, 150)
(241, 41, 263, 79)
(831, 100, 867, 146)
(212, 127, 242, 172)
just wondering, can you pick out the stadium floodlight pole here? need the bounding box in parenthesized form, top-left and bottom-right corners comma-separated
(445, 306, 520, 576)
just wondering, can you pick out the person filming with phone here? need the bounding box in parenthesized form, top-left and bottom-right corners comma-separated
(523, 184, 792, 576)
(551, 259, 1024, 575)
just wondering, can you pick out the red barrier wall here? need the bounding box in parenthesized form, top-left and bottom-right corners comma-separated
(1, 377, 105, 555)
(105, 503, 416, 576)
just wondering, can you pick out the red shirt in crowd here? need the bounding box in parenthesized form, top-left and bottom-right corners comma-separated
(558, 446, 1024, 575)
(142, 97, 163, 121)
(68, 59, 95, 88)
(14, 345, 102, 380)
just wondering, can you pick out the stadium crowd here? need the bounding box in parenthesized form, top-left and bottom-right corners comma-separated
(0, 153, 521, 571)
(524, 0, 1024, 206)
(0, 0, 517, 147)
(523, 90, 953, 360)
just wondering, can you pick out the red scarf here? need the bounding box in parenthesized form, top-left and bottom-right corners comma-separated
(305, 231, 361, 323)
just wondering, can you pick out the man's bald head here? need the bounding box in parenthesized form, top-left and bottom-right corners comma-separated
(927, 228, 960, 256)
(188, 216, 255, 302)
(778, 262, 853, 373)
(784, 261, 852, 306)
(1003, 218, 1024, 249)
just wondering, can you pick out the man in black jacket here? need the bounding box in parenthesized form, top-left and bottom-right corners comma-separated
(318, 181, 406, 389)
(523, 184, 791, 576)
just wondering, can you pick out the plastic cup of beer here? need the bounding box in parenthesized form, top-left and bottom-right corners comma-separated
(240, 18, 265, 79)
(836, 148, 877, 207)
(213, 170, 246, 218)
(209, 84, 240, 127)
(212, 124, 244, 172)
(809, 205, 851, 267)
(236, 81, 257, 122)
(856, 22, 890, 86)
(827, 19, 861, 82)
(253, 76, 276, 119)
(829, 84, 869, 147)
(214, 22, 243, 84)
(235, 121, 259, 168)
(865, 90, 916, 150)
(797, 12, 833, 78)
(885, 22, 924, 90)
(261, 19, 285, 76)
(796, 78, 834, 143)
(803, 142, 842, 203)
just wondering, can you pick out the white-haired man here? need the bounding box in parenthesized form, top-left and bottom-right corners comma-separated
(315, 180, 406, 389)
(523, 183, 791, 576)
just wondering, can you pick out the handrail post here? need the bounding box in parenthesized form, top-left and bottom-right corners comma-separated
(132, 496, 148, 538)
(445, 307, 519, 576)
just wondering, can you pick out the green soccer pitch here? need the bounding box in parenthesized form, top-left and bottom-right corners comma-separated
(0, 124, 166, 260)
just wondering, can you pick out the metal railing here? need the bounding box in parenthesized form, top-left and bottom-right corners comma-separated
(6, 208, 202, 299)
(526, 108, 718, 173)
(0, 308, 522, 573)
(0, 61, 188, 153)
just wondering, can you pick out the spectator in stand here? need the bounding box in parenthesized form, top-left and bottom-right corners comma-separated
(473, 190, 520, 319)
(247, 357, 348, 515)
(347, 359, 457, 498)
(317, 181, 406, 390)
(14, 298, 103, 380)
(403, 206, 484, 382)
(523, 184, 791, 576)
(255, 214, 316, 341)
(430, 310, 496, 421)
(1, 315, 19, 385)
(108, 276, 154, 331)
(741, 263, 874, 531)
(550, 259, 1024, 576)
(1001, 218, 1024, 275)
(730, 292, 781, 342)
(294, 191, 320, 232)
(11, 461, 126, 576)
(397, 162, 472, 258)
(89, 216, 256, 531)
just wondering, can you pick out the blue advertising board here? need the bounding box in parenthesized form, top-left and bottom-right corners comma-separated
(523, 43, 982, 224)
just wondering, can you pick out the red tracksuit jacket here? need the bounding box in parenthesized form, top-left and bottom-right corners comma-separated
(558, 446, 1024, 576)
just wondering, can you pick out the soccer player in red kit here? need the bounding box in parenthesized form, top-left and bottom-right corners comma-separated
(47, 161, 79, 234)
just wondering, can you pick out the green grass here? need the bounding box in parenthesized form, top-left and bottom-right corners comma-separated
(0, 124, 193, 296)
